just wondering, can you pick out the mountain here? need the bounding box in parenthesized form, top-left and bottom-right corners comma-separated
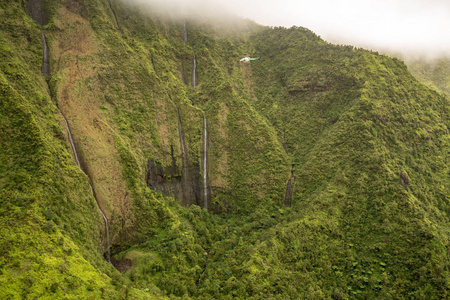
(1, 0, 450, 299)
(406, 57, 450, 98)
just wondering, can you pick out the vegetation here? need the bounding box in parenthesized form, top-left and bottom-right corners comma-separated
(1, 0, 450, 299)
(406, 56, 450, 98)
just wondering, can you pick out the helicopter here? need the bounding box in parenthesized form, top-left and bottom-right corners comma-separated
(240, 56, 261, 63)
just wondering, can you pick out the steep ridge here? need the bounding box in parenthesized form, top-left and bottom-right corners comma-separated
(29, 0, 112, 263)
(406, 57, 450, 98)
(247, 27, 450, 298)
(46, 0, 288, 217)
(0, 1, 123, 298)
(1, 0, 450, 299)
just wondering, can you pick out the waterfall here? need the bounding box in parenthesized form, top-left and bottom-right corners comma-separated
(62, 115, 81, 168)
(29, 0, 110, 263)
(26, 0, 46, 26)
(192, 54, 197, 88)
(202, 116, 208, 209)
(177, 110, 187, 161)
(183, 21, 188, 44)
(40, 31, 111, 263)
(41, 33, 50, 78)
(89, 185, 111, 263)
(177, 108, 190, 205)
(62, 115, 111, 263)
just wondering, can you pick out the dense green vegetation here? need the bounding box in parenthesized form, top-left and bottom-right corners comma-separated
(406, 57, 450, 98)
(249, 27, 450, 298)
(1, 0, 450, 299)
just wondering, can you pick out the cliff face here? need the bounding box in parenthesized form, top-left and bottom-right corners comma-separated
(36, 0, 288, 235)
(2, 0, 450, 299)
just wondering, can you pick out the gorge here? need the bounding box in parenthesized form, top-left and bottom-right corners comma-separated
(1, 0, 450, 299)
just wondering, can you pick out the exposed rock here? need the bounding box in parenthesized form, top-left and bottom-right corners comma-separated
(26, 0, 48, 25)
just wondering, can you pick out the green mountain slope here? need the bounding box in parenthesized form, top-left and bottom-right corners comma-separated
(1, 0, 450, 299)
(406, 57, 450, 98)
(0, 3, 124, 297)
(248, 27, 450, 298)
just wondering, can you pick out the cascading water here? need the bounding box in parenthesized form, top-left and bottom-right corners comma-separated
(177, 108, 190, 205)
(62, 115, 111, 262)
(89, 184, 111, 263)
(177, 110, 188, 163)
(192, 53, 197, 88)
(62, 115, 81, 168)
(40, 32, 111, 263)
(176, 108, 202, 206)
(41, 33, 50, 78)
(202, 116, 208, 209)
(26, 0, 45, 26)
(183, 21, 188, 44)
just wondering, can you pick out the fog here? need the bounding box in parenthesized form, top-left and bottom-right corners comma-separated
(129, 0, 237, 21)
(135, 0, 450, 58)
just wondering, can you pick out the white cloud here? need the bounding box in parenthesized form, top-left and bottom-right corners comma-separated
(136, 0, 450, 57)
(217, 0, 450, 57)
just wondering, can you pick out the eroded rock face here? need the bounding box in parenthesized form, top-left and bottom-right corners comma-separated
(26, 0, 48, 25)
(147, 151, 182, 201)
(147, 146, 201, 207)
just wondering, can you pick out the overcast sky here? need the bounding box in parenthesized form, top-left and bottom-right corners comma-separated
(144, 0, 450, 58)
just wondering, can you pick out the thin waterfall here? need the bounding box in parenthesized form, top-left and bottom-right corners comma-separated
(41, 32, 111, 263)
(192, 53, 197, 88)
(177, 110, 187, 161)
(26, 0, 45, 26)
(62, 115, 81, 168)
(41, 33, 50, 78)
(177, 108, 190, 205)
(202, 116, 208, 209)
(89, 186, 111, 263)
(61, 114, 111, 263)
(183, 21, 188, 44)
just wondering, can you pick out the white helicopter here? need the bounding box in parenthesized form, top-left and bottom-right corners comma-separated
(240, 56, 261, 63)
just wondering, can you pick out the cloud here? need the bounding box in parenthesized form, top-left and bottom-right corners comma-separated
(128, 0, 235, 21)
(219, 0, 450, 57)
(134, 0, 450, 57)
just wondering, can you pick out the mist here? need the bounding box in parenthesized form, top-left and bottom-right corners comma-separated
(133, 0, 450, 58)
(128, 0, 237, 22)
